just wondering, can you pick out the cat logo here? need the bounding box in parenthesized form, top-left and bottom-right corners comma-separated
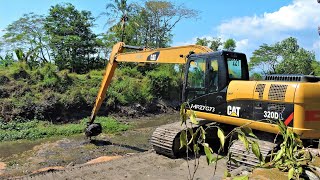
(147, 52, 160, 61)
(227, 106, 241, 117)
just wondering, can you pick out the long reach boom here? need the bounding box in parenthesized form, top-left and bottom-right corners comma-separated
(85, 42, 212, 137)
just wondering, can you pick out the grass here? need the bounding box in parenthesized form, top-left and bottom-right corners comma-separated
(0, 116, 129, 142)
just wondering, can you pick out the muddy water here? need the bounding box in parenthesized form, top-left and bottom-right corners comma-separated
(0, 113, 180, 177)
(0, 137, 61, 160)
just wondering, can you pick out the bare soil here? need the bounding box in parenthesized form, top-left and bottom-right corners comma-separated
(18, 152, 227, 180)
(2, 112, 319, 180)
(0, 113, 225, 179)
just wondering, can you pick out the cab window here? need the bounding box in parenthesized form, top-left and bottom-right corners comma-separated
(208, 59, 218, 92)
(187, 58, 206, 88)
(227, 58, 242, 79)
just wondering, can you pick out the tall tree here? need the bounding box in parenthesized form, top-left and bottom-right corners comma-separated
(2, 13, 50, 66)
(141, 0, 198, 48)
(195, 38, 210, 46)
(102, 0, 134, 42)
(250, 37, 316, 75)
(44, 3, 98, 73)
(104, 0, 198, 48)
(195, 37, 223, 51)
(249, 44, 279, 74)
(210, 38, 223, 51)
(223, 38, 236, 51)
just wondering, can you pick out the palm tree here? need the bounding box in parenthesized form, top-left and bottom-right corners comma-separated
(101, 0, 133, 42)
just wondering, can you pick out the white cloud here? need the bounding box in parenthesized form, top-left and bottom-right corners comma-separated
(218, 0, 320, 39)
(174, 0, 320, 60)
(213, 0, 320, 60)
(235, 39, 249, 52)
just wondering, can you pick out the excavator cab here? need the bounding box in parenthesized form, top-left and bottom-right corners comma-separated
(183, 51, 249, 114)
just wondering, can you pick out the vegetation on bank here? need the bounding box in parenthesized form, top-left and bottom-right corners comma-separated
(0, 116, 129, 142)
(0, 62, 180, 122)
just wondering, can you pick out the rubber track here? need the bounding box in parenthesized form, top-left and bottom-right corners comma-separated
(151, 120, 201, 158)
(227, 139, 277, 171)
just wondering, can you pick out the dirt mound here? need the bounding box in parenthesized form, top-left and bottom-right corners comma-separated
(31, 166, 64, 174)
(0, 162, 6, 170)
(85, 156, 122, 164)
(0, 162, 6, 176)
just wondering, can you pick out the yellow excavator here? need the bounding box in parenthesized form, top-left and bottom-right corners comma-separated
(85, 42, 320, 170)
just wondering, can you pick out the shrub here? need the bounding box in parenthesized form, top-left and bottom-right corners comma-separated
(0, 62, 181, 123)
(0, 75, 10, 84)
(11, 67, 30, 80)
(147, 70, 172, 98)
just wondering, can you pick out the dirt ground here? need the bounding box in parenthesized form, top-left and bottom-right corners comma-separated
(19, 152, 227, 180)
(2, 112, 319, 180)
(0, 113, 226, 180)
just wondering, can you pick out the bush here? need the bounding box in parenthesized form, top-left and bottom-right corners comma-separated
(11, 67, 30, 80)
(108, 74, 153, 105)
(0, 62, 181, 123)
(0, 75, 10, 84)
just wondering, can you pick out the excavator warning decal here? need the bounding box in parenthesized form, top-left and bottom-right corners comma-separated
(147, 52, 160, 61)
(284, 112, 294, 126)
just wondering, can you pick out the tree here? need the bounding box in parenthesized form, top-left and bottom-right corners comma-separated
(195, 37, 223, 51)
(249, 44, 279, 74)
(2, 13, 50, 66)
(195, 38, 210, 46)
(312, 61, 320, 76)
(223, 38, 236, 51)
(250, 37, 316, 75)
(102, 0, 134, 42)
(44, 3, 98, 73)
(142, 0, 198, 48)
(210, 38, 223, 51)
(104, 0, 199, 48)
(0, 53, 14, 67)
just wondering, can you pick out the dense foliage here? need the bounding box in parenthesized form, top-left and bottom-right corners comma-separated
(0, 62, 180, 122)
(103, 0, 198, 48)
(0, 0, 189, 124)
(1, 1, 320, 128)
(250, 37, 318, 75)
(195, 37, 236, 51)
(44, 3, 99, 73)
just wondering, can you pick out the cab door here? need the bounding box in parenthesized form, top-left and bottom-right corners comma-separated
(184, 54, 226, 115)
(183, 51, 249, 115)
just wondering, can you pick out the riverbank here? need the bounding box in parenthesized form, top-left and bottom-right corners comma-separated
(0, 113, 180, 178)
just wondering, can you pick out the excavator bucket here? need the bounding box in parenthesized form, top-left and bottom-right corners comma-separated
(85, 123, 102, 138)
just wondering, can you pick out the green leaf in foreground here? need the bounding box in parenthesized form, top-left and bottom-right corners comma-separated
(180, 130, 187, 149)
(238, 133, 249, 151)
(190, 111, 198, 125)
(288, 167, 294, 180)
(252, 141, 263, 162)
(217, 127, 225, 148)
(203, 143, 215, 164)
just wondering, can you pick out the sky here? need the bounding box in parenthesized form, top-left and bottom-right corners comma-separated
(0, 0, 320, 59)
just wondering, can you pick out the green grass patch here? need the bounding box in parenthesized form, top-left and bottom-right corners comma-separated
(0, 116, 129, 142)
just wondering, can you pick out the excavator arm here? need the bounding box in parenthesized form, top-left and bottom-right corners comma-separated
(85, 42, 212, 137)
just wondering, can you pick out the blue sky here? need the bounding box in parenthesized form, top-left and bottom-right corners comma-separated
(0, 0, 320, 59)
